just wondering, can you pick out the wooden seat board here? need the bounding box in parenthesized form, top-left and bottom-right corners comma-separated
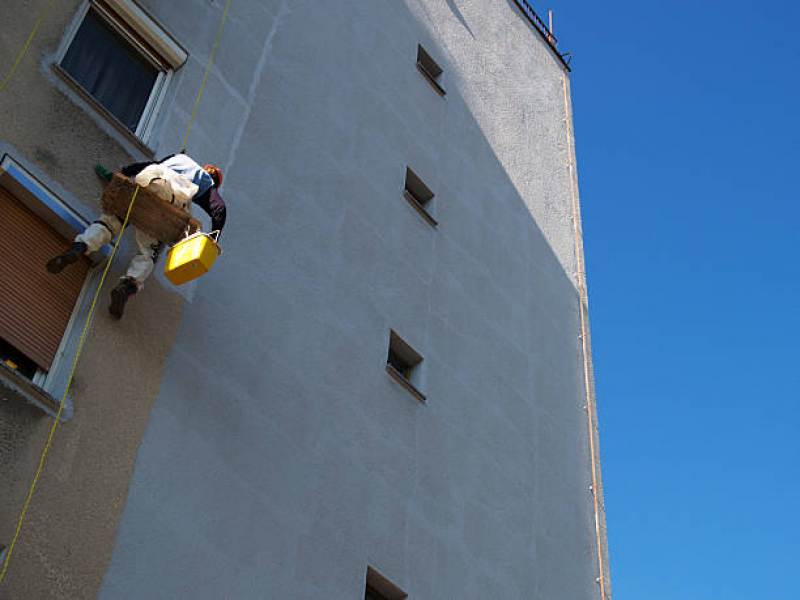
(100, 172, 201, 244)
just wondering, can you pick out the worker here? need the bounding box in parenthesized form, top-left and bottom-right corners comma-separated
(46, 154, 227, 319)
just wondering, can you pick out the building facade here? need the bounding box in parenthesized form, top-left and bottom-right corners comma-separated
(0, 0, 610, 598)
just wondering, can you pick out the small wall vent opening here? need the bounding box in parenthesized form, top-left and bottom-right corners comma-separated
(386, 330, 426, 403)
(365, 566, 408, 600)
(403, 167, 437, 227)
(416, 44, 445, 96)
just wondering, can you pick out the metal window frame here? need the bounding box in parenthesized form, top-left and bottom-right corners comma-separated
(55, 0, 179, 144)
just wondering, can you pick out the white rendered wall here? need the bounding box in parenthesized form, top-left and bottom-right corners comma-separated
(100, 1, 604, 598)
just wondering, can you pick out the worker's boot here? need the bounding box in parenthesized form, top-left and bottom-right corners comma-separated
(109, 277, 138, 320)
(46, 241, 87, 274)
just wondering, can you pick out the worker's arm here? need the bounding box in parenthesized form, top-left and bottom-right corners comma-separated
(193, 187, 227, 237)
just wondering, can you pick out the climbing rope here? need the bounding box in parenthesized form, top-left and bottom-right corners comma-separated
(1, 0, 233, 585)
(0, 186, 140, 585)
(0, 0, 58, 95)
(0, 0, 56, 92)
(181, 0, 232, 153)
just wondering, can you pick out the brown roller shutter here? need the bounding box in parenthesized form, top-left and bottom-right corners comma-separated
(0, 187, 90, 370)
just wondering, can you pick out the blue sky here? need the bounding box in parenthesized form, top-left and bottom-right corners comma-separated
(547, 1, 799, 598)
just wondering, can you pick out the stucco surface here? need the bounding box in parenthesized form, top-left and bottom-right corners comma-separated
(1, 0, 609, 598)
(101, 0, 606, 599)
(0, 283, 184, 599)
(0, 2, 187, 598)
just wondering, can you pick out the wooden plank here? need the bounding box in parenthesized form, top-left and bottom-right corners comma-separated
(100, 172, 201, 244)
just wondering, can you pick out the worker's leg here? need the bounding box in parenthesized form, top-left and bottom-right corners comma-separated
(125, 228, 164, 291)
(76, 213, 121, 251)
(47, 213, 120, 273)
(109, 228, 163, 319)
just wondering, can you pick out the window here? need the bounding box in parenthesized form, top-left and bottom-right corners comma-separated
(365, 566, 407, 600)
(57, 1, 186, 142)
(1, 337, 39, 381)
(0, 183, 90, 388)
(403, 167, 437, 227)
(0, 156, 96, 408)
(386, 330, 426, 402)
(365, 584, 387, 600)
(416, 44, 445, 96)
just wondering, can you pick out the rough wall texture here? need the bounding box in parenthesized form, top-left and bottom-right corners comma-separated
(0, 1, 185, 598)
(1, 0, 609, 598)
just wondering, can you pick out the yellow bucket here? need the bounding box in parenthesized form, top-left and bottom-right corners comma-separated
(165, 232, 222, 286)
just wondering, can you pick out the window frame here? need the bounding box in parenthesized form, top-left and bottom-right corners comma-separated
(0, 155, 102, 418)
(54, 0, 186, 144)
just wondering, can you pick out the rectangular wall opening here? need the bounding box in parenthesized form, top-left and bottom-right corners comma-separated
(403, 167, 437, 227)
(365, 566, 408, 600)
(416, 44, 445, 96)
(386, 330, 426, 402)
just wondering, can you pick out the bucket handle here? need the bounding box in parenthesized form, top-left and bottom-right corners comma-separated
(181, 222, 193, 241)
(176, 227, 220, 246)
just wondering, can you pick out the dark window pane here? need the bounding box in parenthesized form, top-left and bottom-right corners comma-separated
(387, 348, 409, 377)
(61, 10, 159, 131)
(1, 336, 39, 380)
(365, 586, 387, 600)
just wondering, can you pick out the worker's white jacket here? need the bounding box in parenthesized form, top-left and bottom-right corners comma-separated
(134, 164, 199, 211)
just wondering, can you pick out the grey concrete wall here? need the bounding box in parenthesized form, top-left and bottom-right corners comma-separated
(0, 1, 189, 598)
(1, 0, 609, 598)
(100, 0, 607, 598)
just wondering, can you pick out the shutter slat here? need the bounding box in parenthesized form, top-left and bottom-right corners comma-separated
(0, 188, 90, 370)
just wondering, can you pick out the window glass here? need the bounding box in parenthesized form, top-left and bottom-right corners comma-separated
(61, 10, 159, 131)
(1, 337, 39, 380)
(365, 588, 386, 600)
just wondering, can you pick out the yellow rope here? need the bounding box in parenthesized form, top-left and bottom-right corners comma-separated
(0, 186, 140, 586)
(0, 0, 58, 95)
(180, 0, 232, 153)
(0, 0, 234, 585)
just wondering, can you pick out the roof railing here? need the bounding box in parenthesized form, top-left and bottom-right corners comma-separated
(511, 0, 572, 70)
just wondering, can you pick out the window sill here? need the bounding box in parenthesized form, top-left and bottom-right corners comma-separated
(385, 364, 426, 403)
(51, 64, 156, 158)
(0, 362, 68, 420)
(402, 190, 438, 228)
(416, 62, 446, 97)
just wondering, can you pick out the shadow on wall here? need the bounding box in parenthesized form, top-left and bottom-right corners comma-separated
(100, 1, 597, 599)
(444, 0, 476, 38)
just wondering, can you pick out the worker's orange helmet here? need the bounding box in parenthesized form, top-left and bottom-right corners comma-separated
(204, 165, 222, 188)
